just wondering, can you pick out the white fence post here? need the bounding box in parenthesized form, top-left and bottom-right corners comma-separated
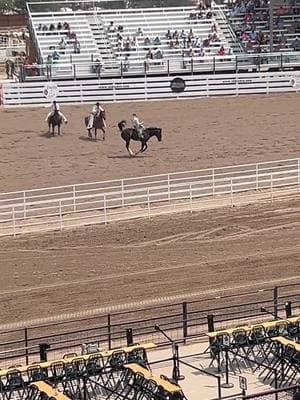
(147, 188, 151, 219)
(103, 194, 107, 225)
(73, 185, 76, 213)
(59, 200, 63, 231)
(256, 164, 259, 190)
(212, 168, 215, 197)
(189, 183, 193, 213)
(121, 179, 125, 207)
(23, 191, 26, 219)
(12, 206, 16, 238)
(297, 158, 300, 190)
(270, 174, 273, 202)
(230, 178, 233, 207)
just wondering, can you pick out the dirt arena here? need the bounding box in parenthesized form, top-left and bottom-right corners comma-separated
(0, 93, 299, 325)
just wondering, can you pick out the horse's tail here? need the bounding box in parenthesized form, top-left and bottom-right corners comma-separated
(118, 121, 126, 131)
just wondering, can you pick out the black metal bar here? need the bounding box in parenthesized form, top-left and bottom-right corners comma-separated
(274, 286, 278, 319)
(107, 314, 112, 350)
(24, 327, 29, 364)
(182, 302, 188, 343)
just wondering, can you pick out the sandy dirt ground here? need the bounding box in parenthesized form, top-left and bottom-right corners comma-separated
(0, 93, 299, 192)
(0, 93, 299, 325)
(0, 196, 299, 324)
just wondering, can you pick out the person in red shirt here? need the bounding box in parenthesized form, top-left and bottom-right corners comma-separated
(218, 46, 225, 56)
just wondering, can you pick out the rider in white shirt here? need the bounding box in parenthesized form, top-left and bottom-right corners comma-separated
(45, 100, 68, 123)
(132, 113, 144, 139)
(87, 102, 105, 129)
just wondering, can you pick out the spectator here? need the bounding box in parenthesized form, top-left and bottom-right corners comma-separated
(249, 29, 257, 41)
(172, 30, 179, 39)
(52, 50, 60, 60)
(154, 49, 163, 59)
(117, 25, 123, 32)
(144, 37, 151, 46)
(49, 24, 55, 31)
(246, 39, 253, 50)
(153, 36, 161, 45)
(188, 28, 194, 40)
(212, 32, 219, 42)
(108, 21, 115, 32)
(93, 58, 102, 74)
(63, 22, 70, 30)
(292, 36, 300, 51)
(73, 38, 80, 53)
(58, 37, 67, 50)
(38, 23, 42, 30)
(57, 22, 62, 30)
(218, 45, 225, 55)
(180, 30, 186, 39)
(146, 49, 153, 59)
(136, 27, 144, 36)
(166, 29, 172, 39)
(211, 22, 218, 33)
(189, 9, 197, 19)
(47, 54, 53, 64)
(42, 24, 48, 31)
(123, 55, 129, 72)
(206, 11, 213, 19)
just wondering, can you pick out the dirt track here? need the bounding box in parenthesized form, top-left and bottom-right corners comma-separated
(0, 196, 299, 324)
(0, 93, 299, 325)
(0, 94, 299, 192)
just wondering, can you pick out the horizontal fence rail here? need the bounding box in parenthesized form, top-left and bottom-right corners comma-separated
(2, 71, 300, 107)
(0, 283, 299, 366)
(0, 158, 299, 237)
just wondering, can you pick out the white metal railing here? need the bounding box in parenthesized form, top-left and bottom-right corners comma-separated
(0, 158, 299, 237)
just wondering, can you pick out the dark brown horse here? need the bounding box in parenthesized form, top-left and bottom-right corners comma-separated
(118, 120, 162, 157)
(48, 110, 63, 136)
(84, 111, 106, 140)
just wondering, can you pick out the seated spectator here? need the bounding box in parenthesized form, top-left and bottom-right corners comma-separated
(189, 9, 197, 19)
(241, 31, 250, 41)
(166, 29, 172, 39)
(93, 58, 102, 74)
(73, 38, 80, 53)
(172, 30, 179, 39)
(275, 16, 284, 30)
(169, 39, 174, 48)
(292, 36, 300, 51)
(57, 22, 62, 30)
(246, 39, 253, 50)
(117, 25, 123, 32)
(146, 49, 153, 59)
(187, 45, 194, 57)
(153, 36, 161, 45)
(206, 11, 213, 19)
(49, 24, 55, 31)
(249, 29, 257, 41)
(211, 32, 219, 42)
(63, 22, 70, 30)
(108, 21, 115, 32)
(244, 13, 253, 24)
(68, 31, 77, 40)
(124, 37, 131, 51)
(144, 37, 151, 45)
(58, 37, 67, 49)
(42, 24, 48, 31)
(174, 38, 181, 48)
(188, 29, 194, 40)
(136, 27, 144, 36)
(211, 22, 218, 33)
(154, 49, 163, 59)
(180, 30, 186, 39)
(218, 45, 225, 55)
(38, 23, 42, 30)
(52, 50, 60, 60)
(203, 37, 210, 47)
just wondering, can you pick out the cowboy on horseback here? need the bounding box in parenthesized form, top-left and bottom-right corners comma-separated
(45, 100, 68, 124)
(87, 102, 106, 130)
(132, 113, 144, 139)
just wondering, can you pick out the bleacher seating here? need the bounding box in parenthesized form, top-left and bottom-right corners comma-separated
(228, 4, 300, 53)
(29, 5, 234, 77)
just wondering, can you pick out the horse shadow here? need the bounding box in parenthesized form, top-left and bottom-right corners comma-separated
(78, 135, 102, 142)
(39, 131, 60, 139)
(107, 153, 149, 159)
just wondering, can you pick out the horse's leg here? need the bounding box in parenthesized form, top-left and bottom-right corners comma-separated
(58, 124, 60, 136)
(101, 127, 105, 141)
(141, 141, 148, 153)
(52, 125, 55, 137)
(88, 128, 92, 139)
(94, 128, 97, 141)
(126, 140, 134, 157)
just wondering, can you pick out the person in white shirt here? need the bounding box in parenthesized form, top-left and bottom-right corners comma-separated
(45, 100, 67, 123)
(132, 113, 144, 139)
(87, 102, 105, 129)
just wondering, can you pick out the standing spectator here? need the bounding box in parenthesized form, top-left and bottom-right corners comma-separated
(73, 38, 80, 53)
(108, 21, 116, 32)
(58, 37, 67, 50)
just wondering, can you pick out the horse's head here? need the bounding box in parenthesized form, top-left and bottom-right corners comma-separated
(155, 128, 162, 142)
(118, 120, 126, 132)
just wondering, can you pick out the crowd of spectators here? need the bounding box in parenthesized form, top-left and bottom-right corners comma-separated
(229, 0, 300, 52)
(37, 21, 81, 63)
